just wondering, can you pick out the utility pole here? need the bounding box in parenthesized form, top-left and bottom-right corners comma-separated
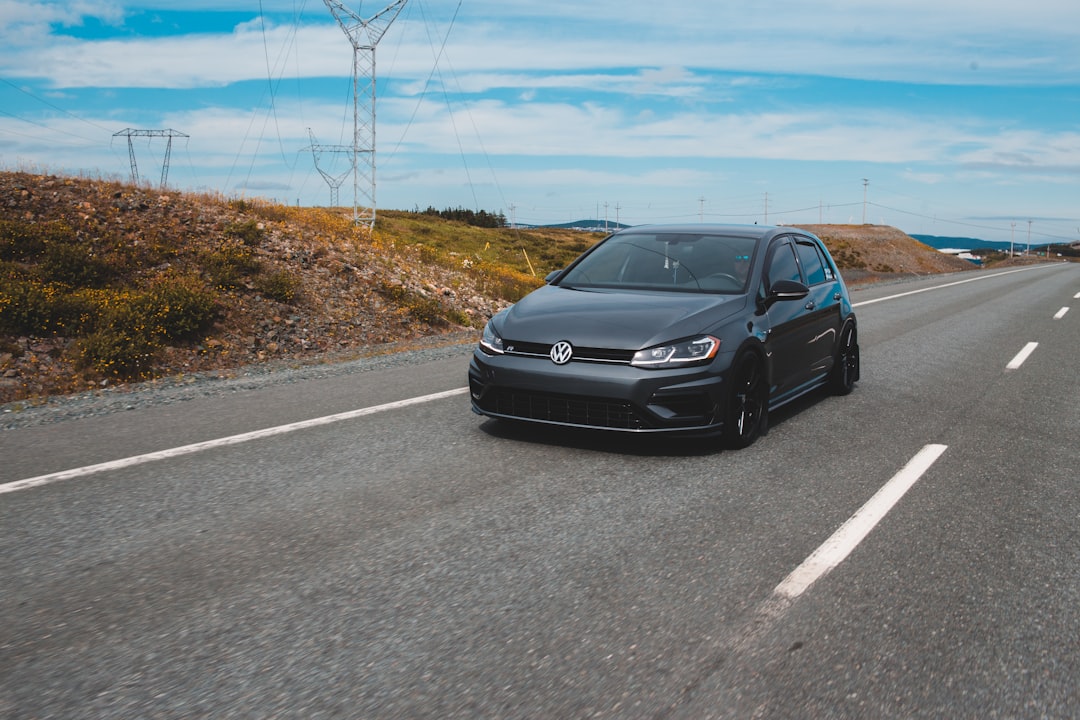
(1010, 222, 1016, 256)
(1027, 220, 1032, 255)
(764, 192, 769, 225)
(862, 178, 869, 224)
(698, 195, 705, 223)
(305, 128, 353, 207)
(323, 0, 408, 228)
(113, 128, 188, 187)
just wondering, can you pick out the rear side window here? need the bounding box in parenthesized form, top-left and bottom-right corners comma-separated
(795, 240, 829, 285)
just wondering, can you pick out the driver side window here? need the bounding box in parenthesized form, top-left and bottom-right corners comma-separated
(765, 239, 802, 291)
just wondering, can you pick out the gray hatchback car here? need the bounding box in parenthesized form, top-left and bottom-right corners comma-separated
(469, 224, 859, 448)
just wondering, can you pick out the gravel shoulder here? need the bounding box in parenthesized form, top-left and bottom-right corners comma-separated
(2, 330, 477, 431)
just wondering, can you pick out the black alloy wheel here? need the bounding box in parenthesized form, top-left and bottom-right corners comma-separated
(829, 321, 860, 395)
(724, 352, 768, 449)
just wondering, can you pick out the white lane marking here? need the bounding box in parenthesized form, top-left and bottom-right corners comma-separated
(774, 444, 948, 600)
(1054, 307, 1069, 319)
(1075, 292, 1080, 299)
(852, 266, 1054, 308)
(0, 387, 469, 496)
(1006, 342, 1039, 371)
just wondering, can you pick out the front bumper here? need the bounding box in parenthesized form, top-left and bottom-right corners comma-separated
(468, 348, 732, 435)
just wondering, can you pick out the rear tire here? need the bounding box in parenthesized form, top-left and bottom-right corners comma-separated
(829, 321, 859, 395)
(724, 352, 768, 449)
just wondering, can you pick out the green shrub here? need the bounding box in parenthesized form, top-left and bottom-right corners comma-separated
(0, 278, 51, 335)
(46, 288, 103, 336)
(203, 244, 261, 289)
(418, 245, 439, 264)
(225, 219, 266, 247)
(254, 269, 300, 304)
(72, 278, 216, 379)
(41, 240, 114, 288)
(0, 219, 72, 261)
(77, 326, 157, 379)
(377, 282, 452, 326)
(138, 276, 218, 339)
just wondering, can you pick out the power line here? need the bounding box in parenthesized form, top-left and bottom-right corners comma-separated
(0, 107, 102, 146)
(0, 78, 115, 135)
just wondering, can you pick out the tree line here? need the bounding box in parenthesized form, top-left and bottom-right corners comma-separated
(419, 206, 507, 229)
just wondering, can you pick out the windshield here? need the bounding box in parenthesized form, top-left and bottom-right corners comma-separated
(558, 232, 758, 294)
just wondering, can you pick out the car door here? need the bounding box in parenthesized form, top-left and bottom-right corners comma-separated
(792, 235, 844, 377)
(761, 236, 816, 397)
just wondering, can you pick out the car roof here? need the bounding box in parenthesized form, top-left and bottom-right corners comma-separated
(613, 223, 812, 240)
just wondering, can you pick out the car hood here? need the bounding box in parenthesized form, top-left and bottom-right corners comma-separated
(495, 284, 745, 349)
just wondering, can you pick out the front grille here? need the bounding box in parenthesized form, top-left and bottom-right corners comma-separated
(503, 341, 634, 365)
(479, 387, 648, 430)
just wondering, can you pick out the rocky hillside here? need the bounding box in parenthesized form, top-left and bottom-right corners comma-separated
(1, 171, 585, 403)
(2, 171, 976, 405)
(794, 224, 976, 280)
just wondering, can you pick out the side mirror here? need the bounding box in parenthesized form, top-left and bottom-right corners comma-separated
(767, 279, 810, 304)
(544, 269, 562, 284)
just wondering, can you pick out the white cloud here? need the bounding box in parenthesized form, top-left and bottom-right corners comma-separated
(0, 0, 124, 48)
(4, 2, 1079, 89)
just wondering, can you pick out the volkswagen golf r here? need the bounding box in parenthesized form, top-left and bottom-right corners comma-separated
(469, 224, 859, 448)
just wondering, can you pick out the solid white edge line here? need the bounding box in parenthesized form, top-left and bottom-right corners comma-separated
(1006, 342, 1039, 370)
(774, 444, 948, 600)
(1054, 307, 1069, 320)
(852, 266, 1054, 308)
(0, 387, 470, 496)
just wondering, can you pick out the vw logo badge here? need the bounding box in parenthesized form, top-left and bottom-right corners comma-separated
(550, 341, 574, 365)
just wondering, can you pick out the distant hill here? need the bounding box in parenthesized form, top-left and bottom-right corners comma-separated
(540, 220, 632, 232)
(795, 224, 976, 279)
(911, 234, 1025, 253)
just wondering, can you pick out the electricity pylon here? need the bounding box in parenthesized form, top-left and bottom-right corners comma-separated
(323, 0, 408, 228)
(305, 128, 353, 207)
(113, 128, 188, 187)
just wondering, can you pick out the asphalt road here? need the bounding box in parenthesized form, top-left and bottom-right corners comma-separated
(2, 263, 1078, 719)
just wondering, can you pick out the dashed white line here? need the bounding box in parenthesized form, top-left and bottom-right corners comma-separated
(0, 387, 470, 496)
(1054, 307, 1069, 320)
(1006, 342, 1039, 370)
(774, 444, 948, 599)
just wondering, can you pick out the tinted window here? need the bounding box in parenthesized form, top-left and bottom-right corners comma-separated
(795, 240, 828, 285)
(766, 239, 801, 289)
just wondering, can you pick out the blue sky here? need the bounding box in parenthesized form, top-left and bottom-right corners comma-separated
(2, 1, 1079, 244)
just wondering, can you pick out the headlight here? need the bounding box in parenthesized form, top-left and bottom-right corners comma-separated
(479, 322, 505, 355)
(631, 336, 720, 368)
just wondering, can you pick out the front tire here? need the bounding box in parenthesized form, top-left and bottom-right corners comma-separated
(829, 321, 860, 395)
(724, 352, 768, 449)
